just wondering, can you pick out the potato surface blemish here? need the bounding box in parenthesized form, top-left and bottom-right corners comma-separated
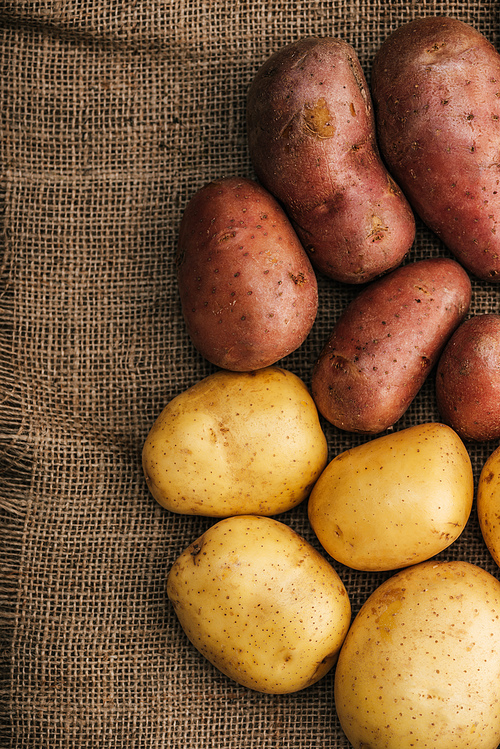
(302, 98, 335, 137)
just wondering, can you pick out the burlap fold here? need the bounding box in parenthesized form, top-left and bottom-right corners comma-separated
(1, 1, 499, 747)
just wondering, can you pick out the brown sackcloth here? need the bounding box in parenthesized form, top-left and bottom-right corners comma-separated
(1, 1, 500, 746)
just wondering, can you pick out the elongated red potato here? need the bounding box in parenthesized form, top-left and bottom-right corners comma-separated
(311, 258, 472, 434)
(371, 16, 500, 281)
(176, 176, 318, 371)
(247, 36, 416, 284)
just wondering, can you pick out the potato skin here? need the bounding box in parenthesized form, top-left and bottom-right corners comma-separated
(436, 314, 500, 441)
(142, 367, 328, 517)
(167, 515, 351, 694)
(477, 444, 500, 568)
(176, 176, 318, 371)
(311, 258, 472, 434)
(334, 560, 500, 749)
(246, 36, 415, 284)
(371, 16, 500, 281)
(308, 422, 473, 571)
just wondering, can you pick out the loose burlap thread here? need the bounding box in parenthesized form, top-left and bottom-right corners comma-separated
(1, 1, 499, 747)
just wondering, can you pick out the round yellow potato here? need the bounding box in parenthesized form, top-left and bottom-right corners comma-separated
(308, 422, 473, 571)
(334, 560, 500, 749)
(142, 366, 328, 517)
(167, 514, 351, 694)
(477, 445, 500, 568)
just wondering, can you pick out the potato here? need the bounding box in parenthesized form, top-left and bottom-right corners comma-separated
(142, 366, 328, 517)
(246, 36, 416, 284)
(166, 514, 351, 694)
(436, 314, 500, 442)
(311, 257, 471, 434)
(334, 560, 500, 749)
(477, 444, 500, 568)
(371, 16, 500, 281)
(176, 176, 318, 371)
(308, 422, 473, 572)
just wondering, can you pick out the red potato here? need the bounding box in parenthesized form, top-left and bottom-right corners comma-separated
(436, 314, 500, 441)
(246, 36, 416, 284)
(176, 176, 318, 371)
(371, 16, 500, 281)
(311, 257, 472, 434)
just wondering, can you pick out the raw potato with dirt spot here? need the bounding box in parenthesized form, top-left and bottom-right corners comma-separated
(247, 36, 415, 284)
(371, 15, 500, 281)
(176, 176, 318, 371)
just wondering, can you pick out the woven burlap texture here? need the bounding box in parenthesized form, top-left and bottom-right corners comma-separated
(1, 1, 499, 747)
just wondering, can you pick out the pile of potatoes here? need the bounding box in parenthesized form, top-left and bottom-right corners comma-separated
(145, 15, 500, 749)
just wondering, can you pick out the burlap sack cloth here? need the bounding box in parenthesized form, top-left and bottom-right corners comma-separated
(1, 1, 499, 746)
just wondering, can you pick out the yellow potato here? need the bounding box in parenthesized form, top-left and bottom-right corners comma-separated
(167, 515, 351, 694)
(142, 366, 328, 517)
(308, 422, 473, 571)
(334, 560, 500, 749)
(477, 445, 500, 568)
